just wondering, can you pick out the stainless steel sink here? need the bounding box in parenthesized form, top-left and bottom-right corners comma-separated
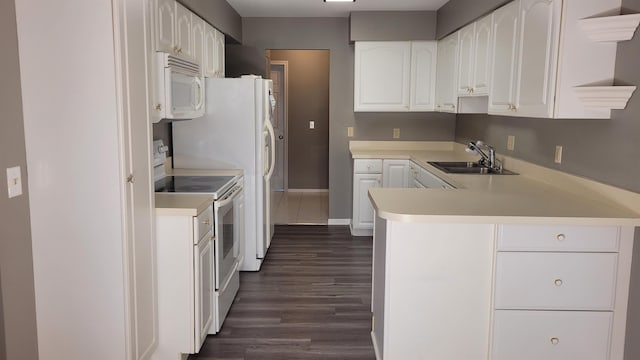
(428, 161, 517, 175)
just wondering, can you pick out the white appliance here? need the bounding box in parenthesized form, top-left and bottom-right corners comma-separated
(155, 52, 205, 121)
(153, 140, 243, 336)
(173, 76, 276, 271)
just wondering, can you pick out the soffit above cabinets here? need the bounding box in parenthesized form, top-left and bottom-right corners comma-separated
(225, 0, 449, 18)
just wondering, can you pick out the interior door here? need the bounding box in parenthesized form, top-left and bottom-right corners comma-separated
(270, 64, 286, 192)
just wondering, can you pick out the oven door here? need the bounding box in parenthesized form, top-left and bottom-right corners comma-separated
(214, 184, 242, 290)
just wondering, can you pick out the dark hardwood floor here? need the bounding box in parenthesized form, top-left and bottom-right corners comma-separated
(190, 225, 375, 360)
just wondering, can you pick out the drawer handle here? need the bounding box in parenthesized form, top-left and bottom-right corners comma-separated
(550, 337, 559, 345)
(554, 279, 563, 287)
(556, 233, 566, 241)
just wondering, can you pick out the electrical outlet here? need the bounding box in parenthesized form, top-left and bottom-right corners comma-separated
(554, 145, 563, 164)
(393, 128, 400, 139)
(347, 127, 354, 137)
(507, 135, 515, 151)
(309, 121, 315, 129)
(6, 166, 23, 198)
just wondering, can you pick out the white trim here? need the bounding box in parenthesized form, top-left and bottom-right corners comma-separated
(371, 332, 382, 360)
(328, 218, 351, 226)
(270, 61, 289, 191)
(287, 189, 329, 193)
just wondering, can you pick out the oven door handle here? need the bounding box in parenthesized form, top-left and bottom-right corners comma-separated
(216, 186, 242, 208)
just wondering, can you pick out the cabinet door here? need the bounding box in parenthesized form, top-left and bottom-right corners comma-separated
(435, 32, 459, 113)
(194, 235, 213, 352)
(514, 0, 560, 118)
(457, 23, 475, 96)
(203, 23, 216, 77)
(492, 310, 613, 360)
(410, 41, 437, 111)
(489, 0, 520, 114)
(353, 173, 382, 229)
(192, 16, 205, 76)
(354, 42, 411, 112)
(382, 160, 409, 188)
(214, 29, 225, 78)
(154, 0, 175, 53)
(175, 2, 193, 59)
(472, 13, 493, 96)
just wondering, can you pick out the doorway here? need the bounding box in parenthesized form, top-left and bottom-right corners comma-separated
(268, 50, 330, 224)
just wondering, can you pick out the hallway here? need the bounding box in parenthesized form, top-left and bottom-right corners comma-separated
(273, 192, 329, 225)
(190, 225, 375, 360)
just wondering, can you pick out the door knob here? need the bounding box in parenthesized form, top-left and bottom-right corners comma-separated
(278, 135, 284, 140)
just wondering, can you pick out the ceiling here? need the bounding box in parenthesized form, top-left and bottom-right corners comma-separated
(225, 0, 450, 18)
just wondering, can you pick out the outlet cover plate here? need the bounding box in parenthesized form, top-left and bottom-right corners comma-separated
(7, 166, 23, 198)
(555, 145, 563, 164)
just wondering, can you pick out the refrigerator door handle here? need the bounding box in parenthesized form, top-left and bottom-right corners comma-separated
(264, 119, 276, 181)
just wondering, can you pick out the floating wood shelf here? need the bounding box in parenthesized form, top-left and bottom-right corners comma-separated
(573, 86, 637, 109)
(579, 14, 640, 42)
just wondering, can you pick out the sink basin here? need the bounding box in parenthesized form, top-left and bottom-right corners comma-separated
(428, 161, 518, 175)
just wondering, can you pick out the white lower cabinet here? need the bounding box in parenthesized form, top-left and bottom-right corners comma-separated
(154, 204, 214, 359)
(492, 310, 613, 360)
(352, 159, 382, 236)
(382, 160, 409, 188)
(491, 224, 632, 360)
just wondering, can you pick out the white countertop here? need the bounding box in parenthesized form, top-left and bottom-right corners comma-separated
(154, 167, 243, 216)
(351, 142, 640, 226)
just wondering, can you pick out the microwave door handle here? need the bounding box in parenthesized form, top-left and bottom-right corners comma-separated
(194, 76, 204, 111)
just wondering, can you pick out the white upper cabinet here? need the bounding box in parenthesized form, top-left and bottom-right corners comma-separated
(214, 29, 225, 78)
(175, 2, 194, 60)
(472, 13, 493, 96)
(192, 17, 205, 75)
(354, 41, 412, 112)
(457, 23, 476, 96)
(410, 41, 438, 111)
(154, 0, 175, 54)
(435, 31, 460, 113)
(204, 23, 225, 78)
(488, 0, 521, 114)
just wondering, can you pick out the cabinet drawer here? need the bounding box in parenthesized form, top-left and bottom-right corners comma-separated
(495, 252, 618, 310)
(497, 225, 619, 252)
(492, 310, 612, 360)
(194, 205, 214, 243)
(354, 159, 383, 173)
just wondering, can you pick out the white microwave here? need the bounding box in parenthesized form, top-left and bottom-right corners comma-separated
(155, 53, 205, 121)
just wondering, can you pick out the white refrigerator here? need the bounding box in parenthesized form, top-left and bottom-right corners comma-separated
(173, 76, 276, 271)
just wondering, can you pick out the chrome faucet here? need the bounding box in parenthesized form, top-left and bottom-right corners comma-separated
(466, 141, 501, 171)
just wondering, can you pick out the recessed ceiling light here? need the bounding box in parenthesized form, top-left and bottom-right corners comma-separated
(324, 0, 355, 2)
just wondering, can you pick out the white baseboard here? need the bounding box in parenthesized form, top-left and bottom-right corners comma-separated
(350, 225, 373, 236)
(328, 218, 351, 226)
(287, 189, 329, 193)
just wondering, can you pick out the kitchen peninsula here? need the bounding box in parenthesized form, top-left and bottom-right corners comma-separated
(351, 141, 640, 360)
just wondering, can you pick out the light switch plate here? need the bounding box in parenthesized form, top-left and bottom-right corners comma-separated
(309, 121, 315, 129)
(507, 135, 515, 151)
(554, 145, 563, 164)
(7, 166, 23, 198)
(393, 128, 400, 139)
(347, 127, 354, 137)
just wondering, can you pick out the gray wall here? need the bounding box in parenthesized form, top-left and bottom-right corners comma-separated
(271, 50, 330, 189)
(436, 0, 509, 39)
(242, 17, 455, 219)
(179, 0, 243, 43)
(350, 11, 437, 41)
(0, 0, 39, 359)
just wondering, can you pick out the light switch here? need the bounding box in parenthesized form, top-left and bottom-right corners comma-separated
(507, 135, 515, 151)
(7, 166, 23, 198)
(347, 127, 354, 137)
(554, 145, 563, 164)
(393, 128, 400, 139)
(309, 121, 315, 129)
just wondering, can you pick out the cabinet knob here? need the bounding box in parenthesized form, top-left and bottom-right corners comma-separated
(556, 233, 566, 241)
(203, 219, 211, 226)
(367, 165, 371, 169)
(554, 279, 563, 287)
(126, 174, 135, 184)
(155, 104, 162, 111)
(550, 337, 559, 345)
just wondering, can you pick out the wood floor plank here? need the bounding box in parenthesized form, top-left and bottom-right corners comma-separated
(189, 225, 375, 360)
